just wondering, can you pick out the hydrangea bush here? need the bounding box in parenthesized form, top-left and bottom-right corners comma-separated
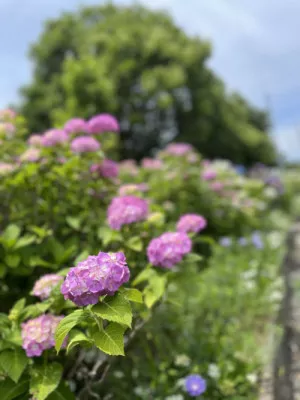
(0, 110, 289, 399)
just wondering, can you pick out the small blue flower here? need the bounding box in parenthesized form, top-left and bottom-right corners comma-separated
(238, 237, 248, 246)
(235, 165, 246, 175)
(219, 237, 232, 247)
(185, 374, 206, 397)
(252, 232, 263, 249)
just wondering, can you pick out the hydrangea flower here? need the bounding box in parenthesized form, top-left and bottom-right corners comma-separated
(141, 158, 163, 170)
(91, 159, 119, 178)
(0, 108, 16, 120)
(209, 181, 224, 192)
(88, 114, 120, 134)
(71, 136, 100, 153)
(61, 252, 130, 306)
(19, 148, 41, 162)
(176, 214, 207, 234)
(21, 314, 65, 357)
(147, 232, 192, 268)
(165, 142, 193, 156)
(0, 122, 16, 138)
(41, 129, 68, 147)
(64, 118, 88, 134)
(252, 231, 263, 249)
(238, 237, 248, 246)
(118, 183, 148, 196)
(107, 196, 149, 230)
(0, 162, 16, 175)
(32, 274, 64, 300)
(219, 237, 232, 247)
(185, 374, 207, 397)
(119, 159, 139, 176)
(28, 134, 43, 147)
(202, 169, 217, 180)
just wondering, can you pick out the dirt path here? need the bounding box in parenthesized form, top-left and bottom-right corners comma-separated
(260, 221, 300, 400)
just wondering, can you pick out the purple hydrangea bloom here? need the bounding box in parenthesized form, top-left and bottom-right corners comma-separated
(107, 196, 149, 230)
(119, 159, 139, 176)
(177, 214, 207, 234)
(141, 158, 163, 170)
(185, 374, 207, 397)
(91, 159, 119, 178)
(61, 252, 130, 306)
(21, 314, 65, 357)
(219, 237, 232, 247)
(32, 274, 64, 300)
(210, 181, 224, 192)
(202, 169, 217, 181)
(252, 232, 263, 249)
(41, 129, 69, 147)
(165, 142, 193, 156)
(88, 114, 120, 134)
(64, 118, 88, 134)
(147, 232, 192, 268)
(238, 237, 248, 246)
(71, 136, 100, 153)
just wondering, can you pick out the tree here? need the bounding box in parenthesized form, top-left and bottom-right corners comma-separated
(19, 3, 276, 164)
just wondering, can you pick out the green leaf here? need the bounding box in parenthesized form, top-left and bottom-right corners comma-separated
(66, 330, 92, 354)
(0, 313, 10, 328)
(144, 275, 166, 308)
(92, 293, 132, 328)
(14, 235, 36, 249)
(126, 236, 143, 252)
(132, 268, 156, 286)
(0, 349, 28, 383)
(98, 227, 123, 246)
(0, 264, 7, 278)
(5, 254, 21, 268)
(74, 250, 89, 265)
(66, 216, 81, 231)
(184, 253, 203, 263)
(122, 288, 143, 304)
(1, 225, 21, 249)
(47, 382, 75, 400)
(57, 268, 70, 276)
(30, 363, 63, 400)
(0, 377, 29, 400)
(21, 301, 52, 320)
(94, 322, 126, 356)
(55, 309, 87, 352)
(9, 298, 26, 321)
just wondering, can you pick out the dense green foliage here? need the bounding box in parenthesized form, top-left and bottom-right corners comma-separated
(19, 4, 276, 165)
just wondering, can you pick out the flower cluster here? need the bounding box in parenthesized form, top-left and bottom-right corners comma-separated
(147, 232, 192, 268)
(28, 134, 43, 147)
(19, 147, 41, 162)
(71, 136, 100, 153)
(107, 196, 149, 230)
(118, 183, 148, 196)
(176, 214, 207, 234)
(21, 314, 64, 357)
(141, 158, 163, 170)
(165, 143, 193, 156)
(61, 252, 130, 306)
(32, 274, 64, 300)
(185, 374, 207, 397)
(202, 169, 217, 181)
(91, 159, 119, 178)
(41, 129, 68, 147)
(64, 118, 88, 134)
(88, 114, 120, 134)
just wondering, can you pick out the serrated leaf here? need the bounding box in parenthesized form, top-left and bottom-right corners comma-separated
(55, 309, 86, 352)
(184, 253, 203, 263)
(122, 288, 143, 303)
(0, 349, 28, 383)
(30, 362, 63, 400)
(94, 322, 126, 356)
(66, 330, 91, 354)
(126, 236, 143, 252)
(92, 293, 132, 327)
(144, 275, 166, 308)
(0, 377, 29, 400)
(132, 268, 156, 286)
(14, 235, 36, 249)
(21, 301, 52, 320)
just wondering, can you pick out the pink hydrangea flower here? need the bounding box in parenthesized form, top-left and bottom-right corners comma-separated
(19, 148, 41, 162)
(209, 181, 224, 192)
(88, 114, 120, 134)
(165, 143, 193, 156)
(118, 183, 148, 196)
(71, 136, 100, 153)
(61, 252, 130, 306)
(64, 118, 88, 134)
(119, 159, 139, 176)
(147, 232, 192, 268)
(28, 134, 43, 147)
(202, 169, 217, 180)
(0, 162, 16, 174)
(141, 158, 163, 170)
(0, 122, 16, 138)
(32, 274, 64, 300)
(21, 314, 65, 357)
(41, 129, 68, 147)
(107, 196, 149, 230)
(91, 159, 119, 178)
(177, 214, 207, 233)
(0, 108, 16, 121)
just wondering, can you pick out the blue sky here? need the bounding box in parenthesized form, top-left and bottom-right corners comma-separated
(0, 0, 299, 159)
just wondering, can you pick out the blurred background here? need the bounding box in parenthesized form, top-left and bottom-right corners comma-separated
(1, 0, 298, 165)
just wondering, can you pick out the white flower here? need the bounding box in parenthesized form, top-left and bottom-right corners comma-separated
(264, 187, 277, 199)
(174, 354, 191, 367)
(208, 364, 220, 379)
(241, 269, 256, 280)
(176, 378, 186, 388)
(165, 395, 184, 400)
(246, 373, 257, 384)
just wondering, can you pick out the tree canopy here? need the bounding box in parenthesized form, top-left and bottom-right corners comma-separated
(19, 3, 277, 164)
